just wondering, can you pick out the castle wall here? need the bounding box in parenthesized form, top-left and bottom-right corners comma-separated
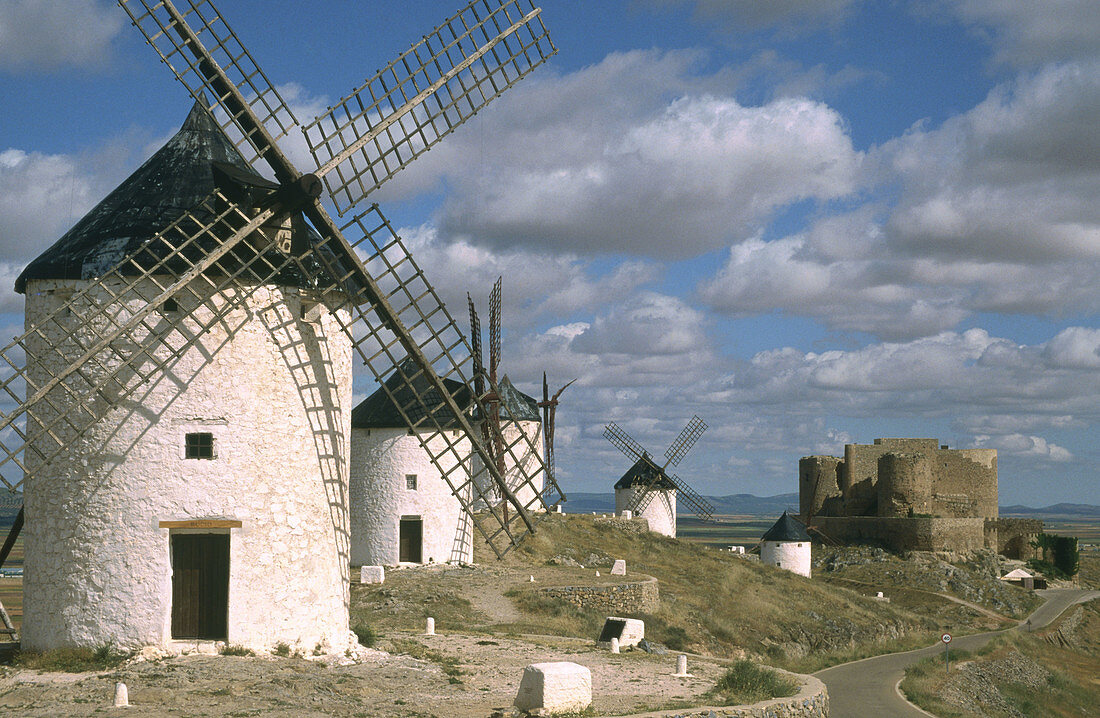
(842, 439, 939, 515)
(615, 487, 676, 537)
(931, 450, 998, 519)
(986, 518, 1043, 560)
(349, 427, 472, 566)
(798, 456, 841, 522)
(816, 516, 986, 552)
(22, 278, 353, 653)
(877, 453, 933, 517)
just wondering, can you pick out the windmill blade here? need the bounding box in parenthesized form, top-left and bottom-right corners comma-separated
(304, 0, 556, 214)
(666, 473, 716, 522)
(292, 202, 563, 556)
(0, 187, 305, 492)
(118, 0, 300, 173)
(119, 0, 561, 555)
(603, 422, 648, 464)
(665, 414, 707, 467)
(466, 294, 486, 396)
(488, 276, 501, 383)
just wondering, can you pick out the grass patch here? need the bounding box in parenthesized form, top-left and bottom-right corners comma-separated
(900, 611, 1100, 718)
(272, 642, 290, 657)
(11, 643, 131, 672)
(351, 622, 377, 648)
(220, 644, 255, 656)
(389, 637, 464, 684)
(489, 514, 939, 670)
(707, 660, 799, 705)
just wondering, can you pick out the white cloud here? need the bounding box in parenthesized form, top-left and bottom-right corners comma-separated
(0, 0, 122, 72)
(946, 0, 1100, 67)
(974, 433, 1074, 462)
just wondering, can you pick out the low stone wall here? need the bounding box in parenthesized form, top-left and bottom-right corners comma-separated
(627, 671, 828, 717)
(987, 518, 1044, 559)
(537, 576, 659, 614)
(816, 516, 985, 552)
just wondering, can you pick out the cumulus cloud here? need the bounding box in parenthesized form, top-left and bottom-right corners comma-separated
(946, 0, 1100, 67)
(358, 50, 862, 259)
(700, 59, 1100, 337)
(0, 0, 122, 72)
(1, 130, 159, 268)
(974, 433, 1074, 462)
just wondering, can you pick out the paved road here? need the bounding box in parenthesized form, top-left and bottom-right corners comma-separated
(814, 588, 1099, 716)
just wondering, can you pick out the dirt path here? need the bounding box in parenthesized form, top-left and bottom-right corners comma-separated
(0, 631, 734, 717)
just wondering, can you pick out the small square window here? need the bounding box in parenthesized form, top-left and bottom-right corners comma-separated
(163, 297, 179, 312)
(405, 474, 417, 490)
(185, 432, 214, 459)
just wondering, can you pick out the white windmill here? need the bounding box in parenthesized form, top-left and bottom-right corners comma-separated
(1, 0, 561, 653)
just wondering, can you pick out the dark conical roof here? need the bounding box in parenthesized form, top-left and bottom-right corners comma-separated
(761, 511, 811, 542)
(16, 103, 335, 294)
(614, 455, 677, 491)
(351, 360, 473, 430)
(498, 375, 540, 422)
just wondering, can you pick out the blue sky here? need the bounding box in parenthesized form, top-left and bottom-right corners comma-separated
(3, 0, 1100, 505)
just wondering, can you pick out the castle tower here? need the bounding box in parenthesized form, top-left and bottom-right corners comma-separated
(614, 457, 677, 537)
(760, 512, 812, 577)
(877, 452, 933, 517)
(349, 366, 474, 566)
(17, 105, 353, 653)
(798, 455, 841, 522)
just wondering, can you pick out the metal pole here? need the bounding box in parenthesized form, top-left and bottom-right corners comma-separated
(944, 642, 949, 675)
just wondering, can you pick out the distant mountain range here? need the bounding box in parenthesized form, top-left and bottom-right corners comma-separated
(564, 491, 1100, 517)
(564, 492, 800, 516)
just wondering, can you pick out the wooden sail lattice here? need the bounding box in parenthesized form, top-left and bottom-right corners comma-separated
(0, 0, 562, 558)
(604, 416, 716, 521)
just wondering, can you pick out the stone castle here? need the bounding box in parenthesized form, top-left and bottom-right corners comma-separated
(800, 438, 1041, 558)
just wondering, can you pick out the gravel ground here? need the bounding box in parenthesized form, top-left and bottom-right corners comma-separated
(0, 632, 735, 717)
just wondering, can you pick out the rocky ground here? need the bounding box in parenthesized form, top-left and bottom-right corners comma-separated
(0, 632, 734, 717)
(815, 546, 1043, 619)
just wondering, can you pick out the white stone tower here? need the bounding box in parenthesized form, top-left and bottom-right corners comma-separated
(470, 376, 545, 513)
(17, 105, 354, 653)
(349, 367, 474, 566)
(614, 458, 678, 537)
(760, 511, 812, 578)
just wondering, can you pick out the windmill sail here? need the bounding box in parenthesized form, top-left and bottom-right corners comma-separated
(2, 0, 562, 557)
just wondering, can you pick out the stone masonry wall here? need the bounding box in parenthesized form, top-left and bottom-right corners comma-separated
(537, 576, 659, 614)
(633, 671, 828, 717)
(987, 518, 1044, 560)
(816, 516, 986, 552)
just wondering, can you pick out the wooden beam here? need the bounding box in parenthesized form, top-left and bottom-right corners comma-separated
(159, 519, 242, 530)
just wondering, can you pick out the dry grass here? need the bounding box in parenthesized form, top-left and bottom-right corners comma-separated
(9, 643, 131, 672)
(901, 599, 1100, 717)
(488, 514, 945, 671)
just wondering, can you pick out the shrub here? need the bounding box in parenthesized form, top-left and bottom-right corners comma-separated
(272, 642, 290, 657)
(221, 644, 254, 656)
(352, 623, 377, 648)
(710, 660, 799, 705)
(14, 643, 131, 672)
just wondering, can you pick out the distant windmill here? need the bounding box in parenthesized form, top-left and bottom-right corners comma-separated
(468, 278, 547, 514)
(604, 416, 716, 537)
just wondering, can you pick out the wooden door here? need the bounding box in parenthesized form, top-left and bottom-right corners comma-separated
(171, 533, 229, 640)
(399, 518, 422, 563)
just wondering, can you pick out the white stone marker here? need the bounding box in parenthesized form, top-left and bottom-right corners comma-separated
(595, 570, 600, 577)
(610, 637, 620, 654)
(530, 575, 535, 582)
(113, 682, 129, 707)
(674, 654, 690, 677)
(425, 617, 435, 635)
(360, 565, 385, 584)
(876, 591, 884, 598)
(611, 559, 626, 576)
(598, 617, 645, 649)
(514, 662, 592, 716)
